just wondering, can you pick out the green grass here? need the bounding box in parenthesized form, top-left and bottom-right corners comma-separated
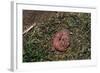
(23, 11, 91, 62)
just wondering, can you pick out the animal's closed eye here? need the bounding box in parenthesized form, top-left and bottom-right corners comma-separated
(59, 38, 61, 41)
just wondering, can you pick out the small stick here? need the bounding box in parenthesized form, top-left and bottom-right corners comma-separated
(23, 23, 36, 34)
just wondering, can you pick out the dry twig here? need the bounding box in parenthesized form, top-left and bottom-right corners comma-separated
(23, 23, 36, 34)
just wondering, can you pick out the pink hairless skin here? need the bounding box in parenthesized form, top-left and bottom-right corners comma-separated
(52, 29, 70, 52)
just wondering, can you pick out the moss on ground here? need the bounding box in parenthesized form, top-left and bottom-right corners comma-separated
(23, 10, 91, 62)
